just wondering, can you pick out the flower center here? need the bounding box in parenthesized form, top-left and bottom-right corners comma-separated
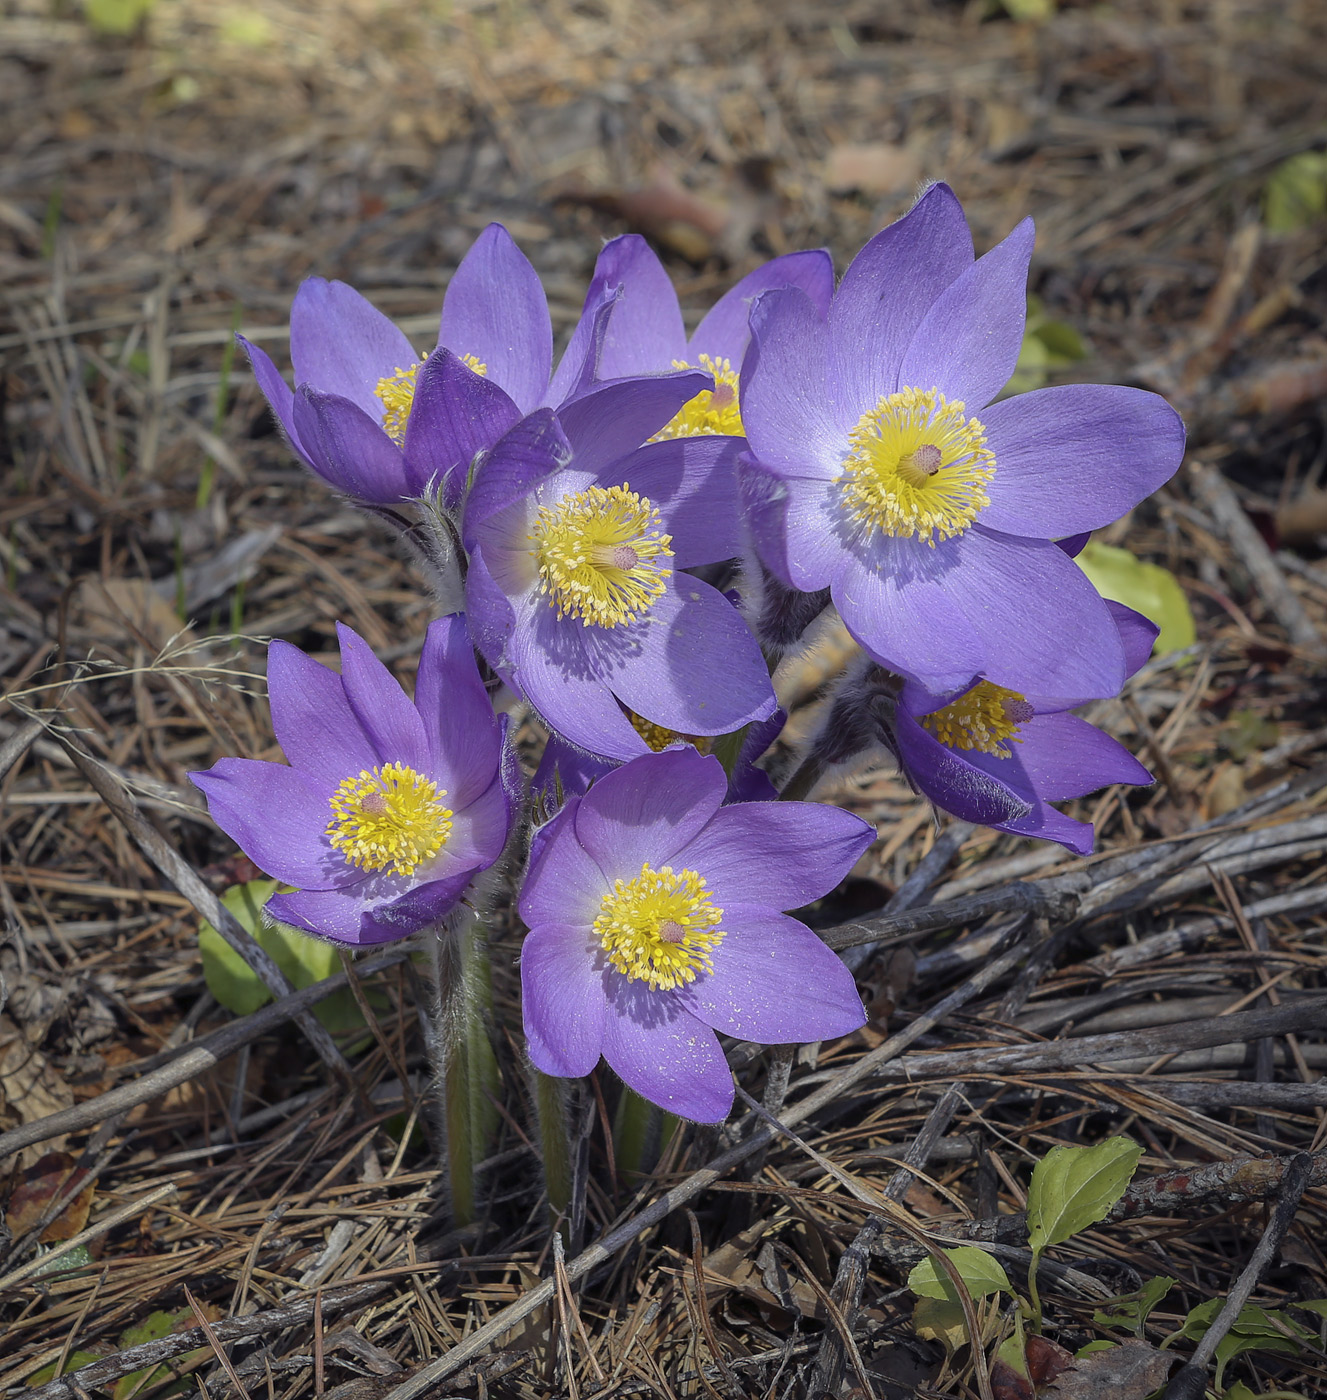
(593, 862, 725, 990)
(838, 387, 995, 545)
(651, 354, 744, 440)
(920, 681, 1035, 758)
(326, 762, 453, 875)
(375, 354, 487, 443)
(530, 484, 673, 628)
(627, 711, 712, 754)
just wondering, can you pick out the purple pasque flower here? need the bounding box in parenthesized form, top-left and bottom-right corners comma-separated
(190, 617, 516, 945)
(463, 407, 777, 762)
(890, 601, 1156, 853)
(738, 182, 1185, 701)
(519, 748, 871, 1121)
(579, 236, 835, 441)
(238, 224, 632, 506)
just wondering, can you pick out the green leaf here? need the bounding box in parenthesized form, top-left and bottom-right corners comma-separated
(1076, 1339, 1118, 1357)
(83, 0, 157, 36)
(1263, 151, 1327, 234)
(907, 1246, 1012, 1302)
(912, 1295, 969, 1352)
(1001, 0, 1056, 22)
(1295, 1298, 1327, 1318)
(1027, 1137, 1143, 1256)
(32, 1244, 93, 1277)
(1075, 542, 1197, 656)
(28, 1352, 104, 1386)
(197, 880, 366, 1033)
(1092, 1274, 1175, 1336)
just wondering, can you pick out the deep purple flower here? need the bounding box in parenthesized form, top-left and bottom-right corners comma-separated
(580, 237, 835, 441)
(190, 618, 516, 945)
(519, 748, 871, 1121)
(738, 182, 1185, 700)
(463, 408, 777, 761)
(891, 602, 1156, 853)
(238, 224, 624, 506)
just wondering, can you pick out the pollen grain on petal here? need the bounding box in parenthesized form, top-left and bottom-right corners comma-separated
(593, 862, 725, 990)
(326, 762, 453, 875)
(530, 484, 674, 629)
(838, 386, 994, 546)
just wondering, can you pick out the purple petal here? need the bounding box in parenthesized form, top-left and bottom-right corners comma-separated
(601, 979, 732, 1122)
(268, 865, 476, 946)
(520, 924, 607, 1077)
(610, 437, 745, 567)
(462, 409, 573, 543)
(897, 217, 1035, 410)
(740, 287, 842, 479)
(584, 235, 688, 380)
(267, 640, 377, 789)
(1056, 532, 1091, 558)
(531, 735, 615, 810)
(829, 184, 975, 413)
(520, 802, 612, 927)
(671, 802, 874, 910)
(979, 385, 1186, 537)
(401, 347, 522, 503)
(290, 388, 410, 504)
(693, 250, 836, 366)
(738, 456, 846, 592)
(444, 770, 514, 871)
(557, 371, 711, 479)
(439, 224, 553, 414)
(1015, 711, 1152, 801)
(463, 544, 520, 677)
(334, 623, 430, 770)
(574, 749, 726, 882)
(586, 581, 776, 738)
(290, 279, 418, 422)
(239, 336, 313, 465)
(414, 615, 502, 808)
(998, 804, 1096, 855)
(190, 758, 342, 889)
(677, 907, 865, 1042)
(892, 713, 1036, 826)
(1109, 600, 1159, 678)
(546, 284, 620, 407)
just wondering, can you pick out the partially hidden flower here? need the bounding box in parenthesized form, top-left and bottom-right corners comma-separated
(891, 601, 1157, 853)
(581, 236, 835, 441)
(463, 407, 777, 761)
(239, 224, 635, 506)
(519, 748, 872, 1121)
(738, 181, 1185, 700)
(190, 617, 516, 944)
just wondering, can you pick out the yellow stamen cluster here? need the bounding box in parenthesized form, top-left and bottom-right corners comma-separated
(530, 484, 673, 629)
(920, 681, 1035, 758)
(375, 354, 488, 443)
(594, 862, 725, 990)
(651, 354, 744, 440)
(838, 387, 995, 545)
(326, 762, 453, 876)
(627, 711, 713, 755)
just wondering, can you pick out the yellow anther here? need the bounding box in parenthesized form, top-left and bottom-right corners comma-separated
(375, 354, 487, 443)
(920, 681, 1034, 758)
(594, 862, 725, 990)
(838, 387, 995, 545)
(651, 354, 745, 440)
(530, 484, 673, 629)
(326, 762, 453, 875)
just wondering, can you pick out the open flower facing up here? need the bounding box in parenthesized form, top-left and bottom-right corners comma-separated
(890, 602, 1157, 853)
(519, 749, 871, 1121)
(579, 236, 835, 442)
(463, 408, 776, 761)
(239, 224, 663, 507)
(738, 182, 1186, 700)
(190, 618, 516, 944)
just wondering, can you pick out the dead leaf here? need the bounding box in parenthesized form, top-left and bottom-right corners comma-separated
(0, 1015, 74, 1168)
(825, 142, 920, 195)
(562, 165, 730, 262)
(73, 577, 196, 652)
(1025, 1334, 1074, 1387)
(5, 1151, 95, 1242)
(1041, 1339, 1171, 1399)
(991, 1356, 1035, 1400)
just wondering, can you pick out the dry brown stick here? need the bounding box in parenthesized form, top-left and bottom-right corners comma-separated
(52, 728, 354, 1085)
(0, 948, 409, 1164)
(1191, 461, 1326, 656)
(0, 716, 43, 782)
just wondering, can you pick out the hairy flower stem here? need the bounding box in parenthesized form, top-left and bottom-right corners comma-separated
(778, 752, 829, 802)
(430, 910, 501, 1226)
(532, 1068, 574, 1224)
(613, 1087, 659, 1180)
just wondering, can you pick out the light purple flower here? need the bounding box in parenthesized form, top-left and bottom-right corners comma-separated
(519, 748, 871, 1121)
(190, 618, 516, 945)
(890, 602, 1156, 853)
(738, 182, 1185, 700)
(463, 408, 777, 761)
(238, 224, 626, 506)
(581, 237, 835, 440)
